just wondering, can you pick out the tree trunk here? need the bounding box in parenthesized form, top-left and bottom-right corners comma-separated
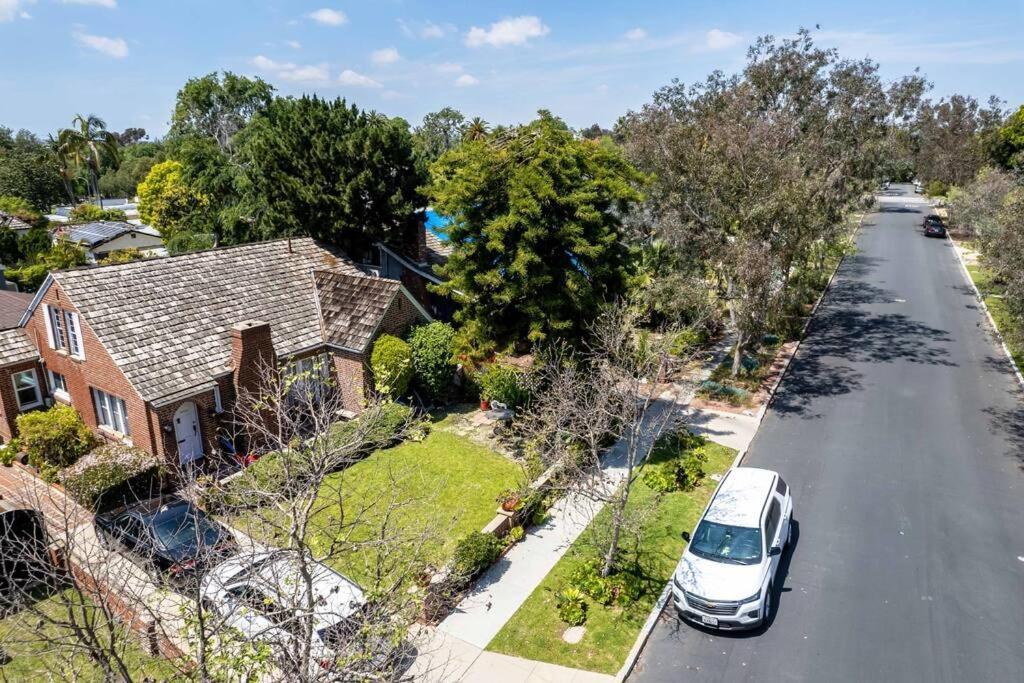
(602, 494, 626, 577)
(731, 333, 744, 377)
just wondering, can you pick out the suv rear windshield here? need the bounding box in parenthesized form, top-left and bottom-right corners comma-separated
(689, 520, 763, 565)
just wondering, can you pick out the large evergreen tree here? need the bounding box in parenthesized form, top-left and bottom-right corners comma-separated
(236, 96, 424, 252)
(428, 111, 645, 351)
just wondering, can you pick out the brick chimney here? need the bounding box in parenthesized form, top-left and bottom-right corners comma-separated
(231, 320, 276, 397)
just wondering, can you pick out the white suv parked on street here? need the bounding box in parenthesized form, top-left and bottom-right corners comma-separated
(672, 466, 793, 630)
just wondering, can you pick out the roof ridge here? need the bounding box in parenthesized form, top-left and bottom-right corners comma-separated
(53, 236, 320, 277)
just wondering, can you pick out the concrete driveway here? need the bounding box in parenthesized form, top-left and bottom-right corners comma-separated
(627, 185, 1024, 682)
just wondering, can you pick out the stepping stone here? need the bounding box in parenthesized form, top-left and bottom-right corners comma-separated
(562, 626, 586, 643)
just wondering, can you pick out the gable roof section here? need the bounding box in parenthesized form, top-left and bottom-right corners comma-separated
(0, 328, 39, 367)
(0, 290, 33, 331)
(58, 221, 161, 248)
(314, 270, 402, 352)
(0, 212, 31, 233)
(423, 230, 452, 267)
(50, 238, 363, 402)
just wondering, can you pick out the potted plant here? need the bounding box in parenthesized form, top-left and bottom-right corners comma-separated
(480, 396, 490, 411)
(496, 488, 525, 514)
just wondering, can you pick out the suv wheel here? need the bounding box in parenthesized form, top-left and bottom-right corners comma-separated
(762, 583, 773, 626)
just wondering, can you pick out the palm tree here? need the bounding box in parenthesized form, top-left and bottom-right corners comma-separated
(57, 114, 119, 202)
(464, 117, 490, 142)
(47, 134, 78, 204)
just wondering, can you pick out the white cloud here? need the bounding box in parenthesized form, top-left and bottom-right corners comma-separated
(0, 0, 34, 22)
(454, 73, 480, 87)
(399, 19, 453, 39)
(704, 28, 742, 50)
(434, 62, 463, 74)
(624, 28, 647, 41)
(465, 16, 549, 48)
(371, 47, 400, 65)
(338, 69, 381, 88)
(308, 8, 347, 26)
(252, 55, 330, 82)
(62, 0, 117, 7)
(74, 31, 128, 57)
(286, 40, 302, 50)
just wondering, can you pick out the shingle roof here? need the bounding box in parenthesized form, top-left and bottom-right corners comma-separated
(59, 221, 161, 247)
(51, 238, 364, 402)
(314, 270, 401, 351)
(0, 290, 33, 330)
(424, 230, 452, 267)
(0, 212, 31, 232)
(0, 328, 39, 367)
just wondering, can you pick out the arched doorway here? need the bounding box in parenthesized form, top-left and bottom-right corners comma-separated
(173, 401, 203, 465)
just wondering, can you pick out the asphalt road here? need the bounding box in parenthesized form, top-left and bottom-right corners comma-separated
(628, 185, 1024, 683)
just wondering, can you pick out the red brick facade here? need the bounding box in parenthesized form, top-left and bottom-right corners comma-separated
(0, 359, 45, 442)
(8, 280, 428, 468)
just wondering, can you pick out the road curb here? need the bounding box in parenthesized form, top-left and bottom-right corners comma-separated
(947, 235, 1024, 390)
(615, 210, 865, 682)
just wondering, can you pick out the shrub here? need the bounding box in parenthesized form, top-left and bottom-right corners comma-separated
(569, 558, 614, 605)
(328, 401, 415, 453)
(1, 447, 15, 467)
(506, 525, 525, 544)
(16, 404, 98, 469)
(69, 204, 127, 223)
(408, 322, 457, 402)
(477, 364, 529, 409)
(608, 572, 644, 606)
(370, 334, 413, 396)
(762, 333, 780, 346)
(452, 532, 503, 580)
(697, 380, 749, 406)
(669, 328, 707, 358)
(643, 431, 710, 493)
(642, 461, 681, 493)
(925, 179, 949, 198)
(60, 444, 164, 508)
(740, 355, 760, 374)
(556, 587, 588, 626)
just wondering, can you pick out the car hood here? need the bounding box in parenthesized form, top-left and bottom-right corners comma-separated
(673, 551, 764, 602)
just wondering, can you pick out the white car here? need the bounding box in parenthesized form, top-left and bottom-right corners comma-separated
(672, 467, 793, 630)
(200, 549, 395, 676)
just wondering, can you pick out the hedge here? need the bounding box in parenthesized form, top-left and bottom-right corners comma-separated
(408, 322, 457, 402)
(370, 334, 413, 396)
(60, 444, 164, 508)
(16, 404, 98, 470)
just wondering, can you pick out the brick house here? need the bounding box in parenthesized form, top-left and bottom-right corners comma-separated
(0, 238, 429, 467)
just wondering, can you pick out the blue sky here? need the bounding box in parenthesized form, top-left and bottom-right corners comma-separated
(1, 0, 1022, 138)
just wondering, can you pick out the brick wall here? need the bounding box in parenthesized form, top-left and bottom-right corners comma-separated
(378, 289, 428, 337)
(0, 359, 45, 442)
(26, 281, 154, 453)
(331, 349, 369, 413)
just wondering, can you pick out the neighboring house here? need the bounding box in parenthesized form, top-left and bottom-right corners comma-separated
(53, 221, 166, 263)
(0, 212, 32, 236)
(0, 290, 42, 441)
(0, 238, 429, 468)
(371, 214, 456, 320)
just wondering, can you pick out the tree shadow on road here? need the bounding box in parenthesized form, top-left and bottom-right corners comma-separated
(981, 401, 1024, 471)
(770, 275, 956, 419)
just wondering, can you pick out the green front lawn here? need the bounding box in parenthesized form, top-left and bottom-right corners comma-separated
(486, 439, 736, 674)
(0, 589, 179, 681)
(234, 420, 524, 588)
(967, 263, 1024, 373)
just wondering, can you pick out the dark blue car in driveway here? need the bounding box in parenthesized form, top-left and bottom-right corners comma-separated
(95, 498, 236, 588)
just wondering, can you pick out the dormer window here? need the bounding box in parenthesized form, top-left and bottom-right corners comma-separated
(43, 304, 85, 359)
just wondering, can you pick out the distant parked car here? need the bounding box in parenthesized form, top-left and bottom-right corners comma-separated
(95, 498, 236, 587)
(0, 504, 51, 610)
(923, 214, 947, 237)
(201, 550, 409, 677)
(672, 467, 793, 630)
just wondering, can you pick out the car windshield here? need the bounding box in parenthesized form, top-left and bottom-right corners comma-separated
(151, 509, 224, 551)
(689, 520, 762, 565)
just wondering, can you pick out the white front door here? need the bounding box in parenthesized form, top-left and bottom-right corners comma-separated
(173, 401, 203, 464)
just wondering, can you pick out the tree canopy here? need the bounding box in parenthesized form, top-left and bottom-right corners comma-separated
(428, 111, 645, 351)
(169, 72, 274, 151)
(235, 95, 424, 252)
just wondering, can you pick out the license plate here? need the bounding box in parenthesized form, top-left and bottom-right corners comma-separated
(701, 615, 718, 626)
